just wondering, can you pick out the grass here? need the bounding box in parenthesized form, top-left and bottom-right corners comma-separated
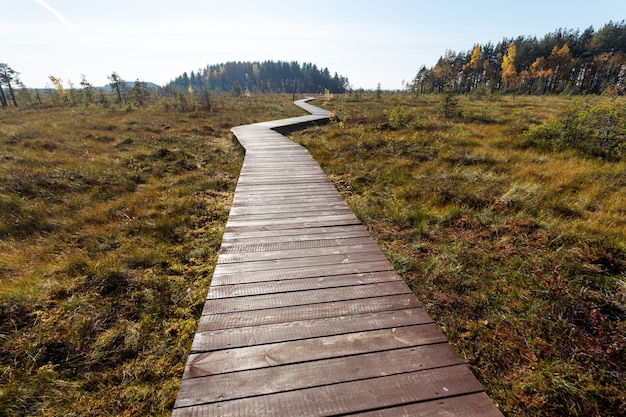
(292, 92, 626, 417)
(0, 94, 304, 416)
(2, 91, 625, 416)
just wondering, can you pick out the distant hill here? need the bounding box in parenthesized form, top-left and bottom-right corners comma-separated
(167, 60, 349, 94)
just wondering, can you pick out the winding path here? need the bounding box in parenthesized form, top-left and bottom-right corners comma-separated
(172, 98, 503, 416)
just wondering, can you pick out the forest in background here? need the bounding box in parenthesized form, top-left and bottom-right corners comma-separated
(2, 22, 626, 110)
(0, 61, 349, 110)
(167, 60, 350, 94)
(412, 21, 626, 95)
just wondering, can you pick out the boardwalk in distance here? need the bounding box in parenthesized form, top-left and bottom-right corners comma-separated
(172, 99, 503, 416)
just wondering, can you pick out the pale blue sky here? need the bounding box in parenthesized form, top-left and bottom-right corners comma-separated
(3, 0, 625, 89)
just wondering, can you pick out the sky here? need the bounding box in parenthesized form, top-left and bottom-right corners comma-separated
(2, 0, 626, 90)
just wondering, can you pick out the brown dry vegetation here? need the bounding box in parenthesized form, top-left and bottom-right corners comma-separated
(2, 91, 625, 417)
(292, 93, 626, 417)
(0, 95, 303, 416)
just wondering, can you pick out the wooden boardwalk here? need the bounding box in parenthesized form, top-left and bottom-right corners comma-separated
(172, 99, 503, 416)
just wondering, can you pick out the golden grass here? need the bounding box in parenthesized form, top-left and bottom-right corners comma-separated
(3, 91, 625, 416)
(0, 94, 304, 416)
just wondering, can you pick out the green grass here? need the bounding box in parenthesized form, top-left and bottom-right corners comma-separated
(292, 92, 626, 417)
(0, 95, 304, 416)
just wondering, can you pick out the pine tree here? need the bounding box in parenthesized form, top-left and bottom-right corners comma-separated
(80, 74, 95, 104)
(107, 72, 128, 104)
(0, 63, 20, 107)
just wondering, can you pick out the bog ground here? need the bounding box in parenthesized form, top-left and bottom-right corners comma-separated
(1, 93, 625, 416)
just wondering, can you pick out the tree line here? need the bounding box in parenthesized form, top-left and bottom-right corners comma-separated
(412, 21, 626, 95)
(168, 60, 349, 94)
(0, 60, 349, 110)
(0, 67, 177, 110)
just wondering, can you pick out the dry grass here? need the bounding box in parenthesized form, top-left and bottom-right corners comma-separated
(0, 95, 304, 416)
(3, 91, 625, 416)
(292, 92, 626, 417)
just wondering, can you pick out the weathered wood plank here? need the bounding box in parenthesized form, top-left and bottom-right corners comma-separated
(176, 344, 464, 408)
(192, 308, 432, 352)
(220, 224, 371, 243)
(228, 202, 351, 215)
(226, 208, 354, 222)
(211, 260, 395, 285)
(185, 324, 448, 377)
(216, 241, 381, 264)
(224, 215, 361, 232)
(230, 192, 342, 203)
(197, 294, 423, 331)
(219, 236, 373, 252)
(212, 251, 389, 275)
(209, 270, 401, 298)
(355, 392, 505, 417)
(172, 364, 485, 416)
(202, 281, 413, 314)
(230, 195, 346, 208)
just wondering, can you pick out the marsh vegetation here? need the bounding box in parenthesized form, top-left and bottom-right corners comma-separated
(1, 91, 625, 416)
(0, 95, 303, 416)
(293, 92, 626, 416)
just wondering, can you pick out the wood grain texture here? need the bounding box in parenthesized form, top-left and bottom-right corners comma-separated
(172, 98, 503, 416)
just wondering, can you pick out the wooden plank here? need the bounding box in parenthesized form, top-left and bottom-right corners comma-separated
(192, 308, 432, 352)
(208, 271, 401, 298)
(176, 344, 464, 408)
(235, 174, 331, 183)
(239, 166, 323, 172)
(197, 294, 423, 331)
(220, 224, 371, 243)
(228, 202, 351, 215)
(226, 207, 354, 221)
(212, 251, 390, 275)
(230, 190, 341, 200)
(225, 212, 358, 227)
(172, 364, 484, 416)
(219, 236, 375, 254)
(185, 324, 448, 377)
(230, 195, 346, 208)
(229, 195, 346, 207)
(202, 281, 413, 314)
(216, 241, 381, 264)
(211, 260, 394, 285)
(355, 392, 504, 417)
(231, 191, 341, 200)
(232, 184, 338, 194)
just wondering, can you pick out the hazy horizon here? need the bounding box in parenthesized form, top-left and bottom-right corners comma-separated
(3, 0, 625, 90)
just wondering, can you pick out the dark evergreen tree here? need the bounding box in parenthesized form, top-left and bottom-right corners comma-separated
(0, 63, 20, 107)
(108, 72, 128, 104)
